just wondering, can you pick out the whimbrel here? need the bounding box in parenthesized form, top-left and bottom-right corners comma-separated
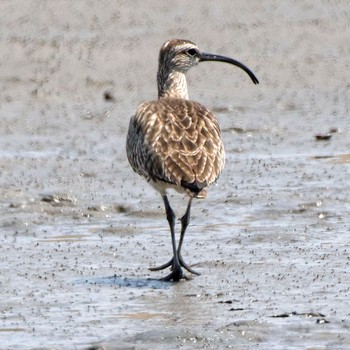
(126, 39, 258, 281)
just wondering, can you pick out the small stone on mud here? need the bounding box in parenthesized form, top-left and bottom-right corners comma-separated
(113, 204, 128, 213)
(103, 91, 115, 102)
(315, 133, 332, 141)
(316, 318, 330, 324)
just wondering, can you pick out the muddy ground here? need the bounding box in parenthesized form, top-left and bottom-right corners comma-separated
(1, 1, 350, 349)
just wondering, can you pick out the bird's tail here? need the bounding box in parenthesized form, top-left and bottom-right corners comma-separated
(181, 179, 208, 199)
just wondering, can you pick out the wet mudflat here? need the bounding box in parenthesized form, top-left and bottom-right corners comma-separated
(1, 1, 350, 349)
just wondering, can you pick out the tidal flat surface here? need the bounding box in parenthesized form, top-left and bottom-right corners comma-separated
(0, 1, 350, 349)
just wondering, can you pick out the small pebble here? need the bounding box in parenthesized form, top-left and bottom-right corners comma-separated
(315, 133, 332, 141)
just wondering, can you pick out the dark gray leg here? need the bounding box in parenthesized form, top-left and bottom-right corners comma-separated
(178, 197, 192, 254)
(150, 195, 183, 281)
(150, 196, 199, 279)
(178, 198, 200, 275)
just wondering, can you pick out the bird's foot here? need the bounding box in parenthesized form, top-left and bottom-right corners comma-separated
(149, 254, 200, 277)
(159, 264, 185, 282)
(178, 254, 200, 276)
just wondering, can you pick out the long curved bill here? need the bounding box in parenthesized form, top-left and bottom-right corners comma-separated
(199, 52, 259, 85)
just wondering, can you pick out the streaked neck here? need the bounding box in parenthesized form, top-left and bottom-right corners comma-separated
(157, 71, 189, 100)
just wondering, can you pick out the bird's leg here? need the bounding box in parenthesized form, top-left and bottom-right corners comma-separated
(178, 198, 200, 276)
(150, 196, 200, 278)
(149, 195, 184, 281)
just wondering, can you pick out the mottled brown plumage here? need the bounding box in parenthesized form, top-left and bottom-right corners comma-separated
(126, 39, 258, 281)
(127, 97, 224, 198)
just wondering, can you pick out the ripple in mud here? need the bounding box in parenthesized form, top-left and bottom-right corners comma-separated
(75, 275, 170, 289)
(271, 311, 326, 318)
(310, 153, 350, 163)
(41, 193, 77, 206)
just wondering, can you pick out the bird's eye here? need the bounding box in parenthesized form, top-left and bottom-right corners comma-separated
(186, 48, 198, 57)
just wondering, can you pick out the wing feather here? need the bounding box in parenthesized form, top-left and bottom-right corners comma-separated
(126, 98, 225, 194)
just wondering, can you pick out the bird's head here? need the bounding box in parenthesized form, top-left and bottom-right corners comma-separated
(158, 38, 259, 84)
(159, 39, 200, 73)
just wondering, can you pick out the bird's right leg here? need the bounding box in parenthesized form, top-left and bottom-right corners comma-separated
(149, 195, 184, 281)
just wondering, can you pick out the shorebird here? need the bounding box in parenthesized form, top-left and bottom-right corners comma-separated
(126, 39, 258, 281)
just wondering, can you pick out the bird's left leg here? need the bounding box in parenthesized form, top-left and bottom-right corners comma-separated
(177, 197, 200, 276)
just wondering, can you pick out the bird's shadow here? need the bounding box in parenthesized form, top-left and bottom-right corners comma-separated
(75, 275, 171, 290)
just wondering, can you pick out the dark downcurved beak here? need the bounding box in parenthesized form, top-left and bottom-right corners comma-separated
(199, 52, 259, 85)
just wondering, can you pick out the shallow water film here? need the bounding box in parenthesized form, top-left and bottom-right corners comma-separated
(1, 1, 350, 349)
